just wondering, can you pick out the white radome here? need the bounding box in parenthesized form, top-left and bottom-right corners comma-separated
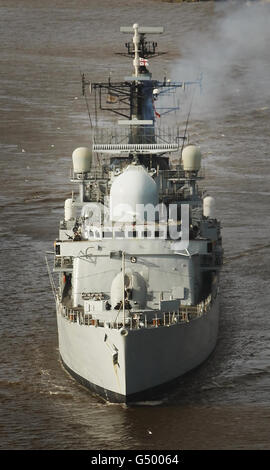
(182, 144, 202, 171)
(64, 198, 75, 221)
(110, 164, 158, 222)
(203, 196, 215, 218)
(72, 147, 92, 173)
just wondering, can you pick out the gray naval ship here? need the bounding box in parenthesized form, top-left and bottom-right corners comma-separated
(50, 24, 223, 403)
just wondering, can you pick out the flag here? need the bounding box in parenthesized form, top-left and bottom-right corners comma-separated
(106, 91, 118, 104)
(153, 100, 160, 118)
(139, 57, 149, 67)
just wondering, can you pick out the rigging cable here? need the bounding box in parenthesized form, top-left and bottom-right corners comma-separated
(84, 89, 93, 128)
(85, 90, 101, 166)
(80, 69, 101, 166)
(181, 85, 196, 154)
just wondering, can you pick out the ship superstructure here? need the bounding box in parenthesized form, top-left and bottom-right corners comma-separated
(50, 24, 223, 402)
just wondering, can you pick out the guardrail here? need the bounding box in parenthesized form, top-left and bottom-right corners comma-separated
(58, 293, 213, 330)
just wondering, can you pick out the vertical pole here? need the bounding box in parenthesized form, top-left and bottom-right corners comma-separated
(122, 250, 125, 326)
(80, 181, 84, 203)
(133, 23, 139, 78)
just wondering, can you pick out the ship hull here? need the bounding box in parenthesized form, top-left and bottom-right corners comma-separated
(56, 295, 219, 403)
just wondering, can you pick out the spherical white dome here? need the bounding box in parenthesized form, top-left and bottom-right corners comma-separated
(110, 164, 158, 222)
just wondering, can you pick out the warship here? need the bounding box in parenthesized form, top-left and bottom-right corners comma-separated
(48, 24, 223, 403)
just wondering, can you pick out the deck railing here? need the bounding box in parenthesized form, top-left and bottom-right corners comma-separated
(58, 293, 213, 330)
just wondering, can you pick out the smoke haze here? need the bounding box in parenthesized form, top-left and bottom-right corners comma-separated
(171, 1, 270, 120)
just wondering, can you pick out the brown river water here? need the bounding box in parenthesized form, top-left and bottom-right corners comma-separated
(1, 0, 270, 450)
